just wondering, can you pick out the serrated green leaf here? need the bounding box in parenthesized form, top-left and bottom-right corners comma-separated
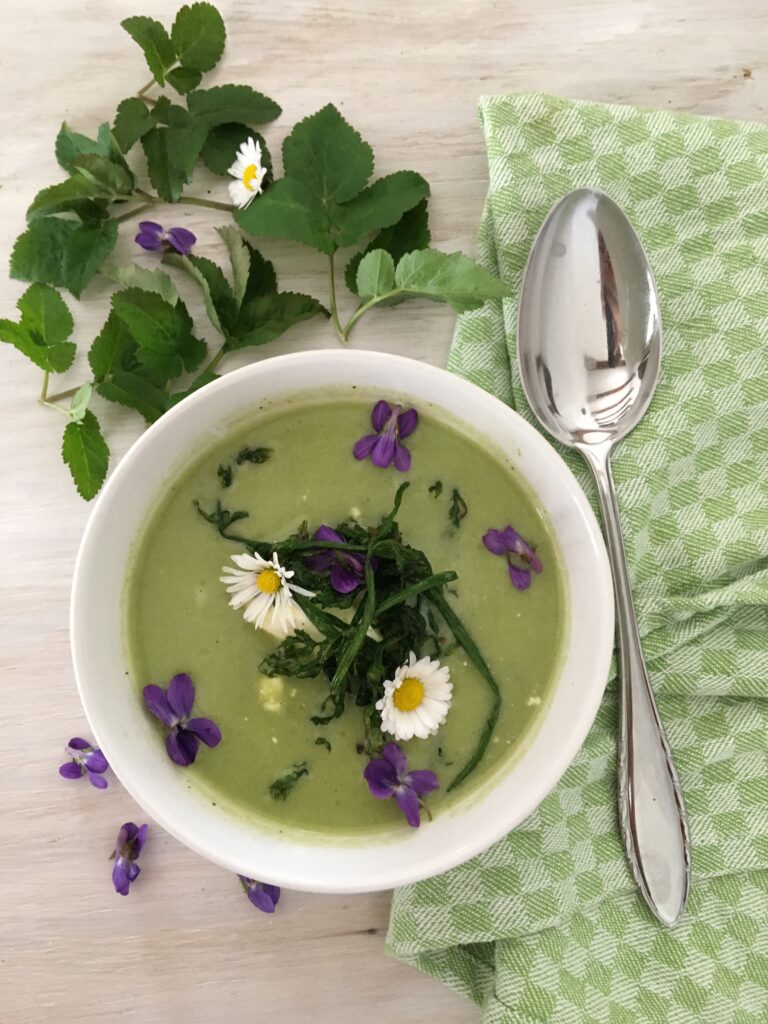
(62, 219, 119, 298)
(103, 265, 179, 306)
(11, 218, 117, 297)
(333, 170, 429, 248)
(235, 177, 331, 253)
(356, 250, 396, 301)
(171, 3, 225, 72)
(121, 15, 175, 84)
(88, 309, 137, 381)
(217, 225, 251, 306)
(73, 154, 134, 196)
(68, 382, 93, 423)
(112, 287, 194, 355)
(0, 316, 76, 373)
(17, 283, 74, 345)
(62, 410, 109, 500)
(227, 292, 327, 349)
(166, 66, 203, 93)
(113, 98, 158, 153)
(393, 250, 512, 313)
(55, 121, 112, 173)
(169, 369, 219, 406)
(97, 370, 169, 423)
(164, 252, 236, 336)
(26, 176, 107, 223)
(141, 106, 206, 202)
(201, 124, 271, 177)
(345, 199, 430, 293)
(186, 84, 281, 130)
(241, 239, 278, 303)
(283, 104, 372, 204)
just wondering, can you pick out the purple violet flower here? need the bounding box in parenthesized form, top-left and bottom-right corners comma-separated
(304, 525, 375, 594)
(239, 876, 281, 913)
(58, 737, 109, 789)
(483, 526, 543, 591)
(135, 221, 196, 256)
(112, 822, 148, 896)
(353, 400, 419, 471)
(143, 673, 222, 767)
(363, 742, 439, 828)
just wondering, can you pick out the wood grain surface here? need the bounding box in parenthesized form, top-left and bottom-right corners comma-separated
(1, 1, 766, 1020)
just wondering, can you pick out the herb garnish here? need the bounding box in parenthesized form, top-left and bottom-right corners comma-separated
(217, 463, 232, 488)
(428, 481, 443, 498)
(315, 737, 332, 753)
(449, 488, 468, 529)
(236, 445, 272, 465)
(269, 762, 309, 801)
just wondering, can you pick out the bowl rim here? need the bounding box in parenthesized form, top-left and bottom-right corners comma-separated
(71, 349, 614, 892)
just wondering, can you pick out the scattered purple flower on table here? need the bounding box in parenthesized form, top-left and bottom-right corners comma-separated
(58, 737, 109, 789)
(134, 221, 196, 256)
(353, 400, 419, 471)
(238, 875, 281, 913)
(143, 673, 222, 767)
(305, 525, 376, 594)
(363, 742, 439, 828)
(482, 526, 543, 591)
(112, 822, 148, 896)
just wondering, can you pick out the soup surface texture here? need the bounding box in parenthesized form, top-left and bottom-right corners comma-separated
(126, 397, 566, 834)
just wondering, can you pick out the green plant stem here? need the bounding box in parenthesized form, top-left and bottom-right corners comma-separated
(115, 201, 156, 223)
(341, 291, 400, 342)
(200, 345, 227, 377)
(40, 372, 74, 415)
(137, 77, 156, 98)
(135, 188, 234, 213)
(327, 255, 346, 344)
(45, 383, 84, 403)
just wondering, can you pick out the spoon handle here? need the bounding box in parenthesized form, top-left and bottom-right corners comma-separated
(583, 446, 691, 927)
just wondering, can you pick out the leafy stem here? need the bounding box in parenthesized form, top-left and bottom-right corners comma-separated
(40, 372, 74, 415)
(200, 345, 227, 377)
(327, 255, 346, 344)
(135, 187, 233, 213)
(339, 292, 399, 343)
(137, 76, 156, 98)
(115, 202, 156, 224)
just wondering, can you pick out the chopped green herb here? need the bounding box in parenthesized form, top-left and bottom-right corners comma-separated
(217, 463, 232, 488)
(428, 480, 443, 498)
(268, 762, 309, 801)
(193, 498, 249, 534)
(449, 488, 468, 529)
(236, 445, 272, 465)
(315, 736, 332, 753)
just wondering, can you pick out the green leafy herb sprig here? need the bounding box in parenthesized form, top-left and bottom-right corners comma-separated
(2, 2, 511, 500)
(196, 483, 502, 792)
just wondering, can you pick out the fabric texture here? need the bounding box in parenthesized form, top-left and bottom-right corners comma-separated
(387, 94, 768, 1023)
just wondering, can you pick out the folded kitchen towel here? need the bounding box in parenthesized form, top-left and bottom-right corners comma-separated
(387, 94, 768, 1024)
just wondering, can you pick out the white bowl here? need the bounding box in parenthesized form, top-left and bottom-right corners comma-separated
(71, 350, 614, 893)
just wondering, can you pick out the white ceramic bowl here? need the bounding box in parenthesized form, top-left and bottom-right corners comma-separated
(71, 349, 614, 893)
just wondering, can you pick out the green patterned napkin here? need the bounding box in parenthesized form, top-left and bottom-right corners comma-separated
(388, 95, 768, 1023)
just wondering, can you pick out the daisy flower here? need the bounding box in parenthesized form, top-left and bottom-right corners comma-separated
(227, 137, 267, 209)
(221, 550, 315, 636)
(376, 651, 453, 741)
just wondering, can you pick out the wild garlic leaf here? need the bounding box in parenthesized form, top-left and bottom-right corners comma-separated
(345, 199, 430, 294)
(121, 15, 175, 84)
(356, 249, 396, 301)
(88, 309, 136, 381)
(393, 249, 512, 313)
(73, 154, 135, 197)
(226, 292, 328, 350)
(164, 253, 237, 336)
(61, 410, 109, 500)
(113, 97, 167, 153)
(26, 176, 106, 223)
(201, 125, 271, 177)
(334, 170, 429, 248)
(103, 265, 179, 306)
(11, 219, 117, 298)
(217, 225, 250, 306)
(165, 66, 203, 94)
(141, 105, 206, 202)
(97, 370, 169, 423)
(0, 284, 76, 373)
(68, 383, 93, 424)
(186, 85, 281, 130)
(55, 121, 113, 173)
(171, 2, 225, 71)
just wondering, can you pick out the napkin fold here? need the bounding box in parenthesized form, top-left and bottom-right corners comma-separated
(387, 94, 768, 1023)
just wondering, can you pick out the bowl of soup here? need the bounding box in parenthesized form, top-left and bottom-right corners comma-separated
(71, 349, 614, 892)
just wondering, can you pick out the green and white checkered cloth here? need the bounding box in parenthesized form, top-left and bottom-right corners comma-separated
(388, 95, 768, 1023)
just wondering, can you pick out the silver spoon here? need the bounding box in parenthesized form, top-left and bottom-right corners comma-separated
(517, 187, 691, 926)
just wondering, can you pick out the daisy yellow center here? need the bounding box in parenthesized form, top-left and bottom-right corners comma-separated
(393, 677, 425, 712)
(257, 568, 282, 594)
(242, 163, 260, 191)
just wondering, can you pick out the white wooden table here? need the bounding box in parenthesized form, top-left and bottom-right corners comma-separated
(1, 1, 765, 1019)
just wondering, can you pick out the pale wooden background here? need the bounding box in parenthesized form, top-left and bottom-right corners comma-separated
(1, 1, 766, 1020)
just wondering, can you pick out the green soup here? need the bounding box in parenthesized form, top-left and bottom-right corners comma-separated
(125, 397, 566, 835)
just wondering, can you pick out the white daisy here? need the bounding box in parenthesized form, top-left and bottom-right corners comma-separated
(227, 137, 267, 209)
(221, 550, 315, 636)
(376, 651, 453, 741)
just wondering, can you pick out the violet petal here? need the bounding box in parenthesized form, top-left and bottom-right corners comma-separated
(166, 226, 196, 255)
(382, 742, 409, 777)
(397, 408, 419, 439)
(87, 771, 108, 790)
(329, 562, 361, 594)
(371, 400, 391, 432)
(393, 442, 411, 473)
(167, 673, 195, 719)
(135, 824, 149, 854)
(137, 221, 163, 235)
(112, 859, 131, 896)
(407, 769, 440, 797)
(135, 231, 164, 252)
(247, 884, 279, 913)
(363, 759, 396, 799)
(314, 525, 344, 544)
(68, 737, 90, 751)
(370, 430, 396, 468)
(85, 749, 109, 774)
(509, 564, 532, 590)
(304, 551, 337, 572)
(186, 717, 222, 748)
(353, 434, 378, 460)
(143, 684, 176, 726)
(482, 529, 511, 556)
(166, 728, 199, 766)
(59, 761, 83, 780)
(395, 786, 421, 828)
